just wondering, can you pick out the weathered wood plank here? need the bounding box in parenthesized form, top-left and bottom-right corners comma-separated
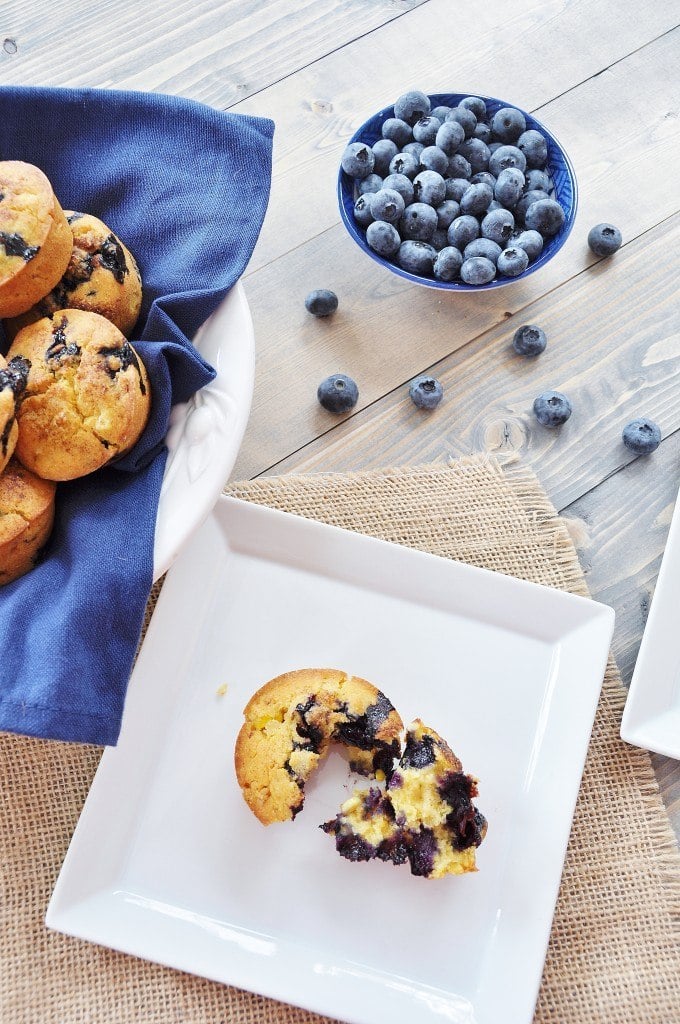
(241, 214, 680, 514)
(0, 0, 427, 105)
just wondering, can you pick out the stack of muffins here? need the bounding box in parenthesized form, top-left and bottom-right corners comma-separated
(0, 160, 151, 585)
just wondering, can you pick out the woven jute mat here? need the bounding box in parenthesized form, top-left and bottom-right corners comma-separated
(1, 455, 679, 1023)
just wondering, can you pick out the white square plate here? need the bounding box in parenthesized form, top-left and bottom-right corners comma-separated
(47, 496, 614, 1024)
(621, 484, 680, 758)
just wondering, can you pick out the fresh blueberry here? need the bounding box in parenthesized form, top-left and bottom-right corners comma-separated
(516, 129, 548, 169)
(588, 223, 623, 256)
(470, 171, 497, 189)
(341, 142, 376, 179)
(409, 376, 444, 409)
(381, 117, 413, 148)
(400, 201, 438, 240)
(389, 150, 420, 180)
(448, 153, 473, 179)
(473, 122, 492, 144)
(481, 207, 515, 245)
(445, 177, 471, 203)
(458, 138, 491, 173)
(463, 237, 502, 264)
(460, 256, 496, 285)
(494, 167, 525, 208)
(394, 90, 431, 126)
(403, 141, 425, 162)
(497, 246, 529, 277)
(446, 107, 477, 138)
(357, 173, 383, 196)
(515, 189, 550, 226)
(486, 199, 504, 211)
(447, 214, 480, 250)
(435, 119, 465, 155)
(512, 324, 547, 356)
(489, 144, 527, 177)
(353, 194, 374, 227)
(383, 173, 415, 205)
(433, 246, 463, 281)
(533, 391, 572, 427)
(413, 169, 447, 206)
(510, 228, 544, 261)
(524, 169, 553, 194)
(491, 107, 526, 144)
(436, 199, 460, 230)
(369, 187, 405, 223)
(488, 141, 503, 153)
(397, 240, 437, 275)
(366, 220, 401, 257)
(431, 104, 452, 121)
(524, 198, 565, 237)
(412, 116, 441, 145)
(371, 138, 399, 176)
(317, 374, 359, 413)
(459, 96, 487, 120)
(460, 182, 493, 216)
(430, 229, 450, 251)
(305, 289, 338, 317)
(418, 145, 449, 176)
(622, 418, 661, 454)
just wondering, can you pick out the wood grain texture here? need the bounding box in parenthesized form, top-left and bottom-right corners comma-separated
(0, 0, 426, 104)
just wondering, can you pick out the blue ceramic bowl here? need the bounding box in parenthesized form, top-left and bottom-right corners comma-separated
(338, 92, 578, 291)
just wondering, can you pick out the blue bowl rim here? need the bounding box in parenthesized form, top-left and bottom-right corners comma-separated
(337, 91, 578, 291)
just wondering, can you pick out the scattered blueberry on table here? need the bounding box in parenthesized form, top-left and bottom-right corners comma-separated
(622, 418, 661, 455)
(512, 324, 547, 356)
(317, 374, 359, 413)
(587, 223, 622, 257)
(409, 376, 443, 409)
(533, 390, 572, 427)
(305, 289, 338, 317)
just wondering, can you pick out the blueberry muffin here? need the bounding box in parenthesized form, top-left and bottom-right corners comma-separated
(0, 161, 72, 318)
(0, 352, 30, 474)
(322, 720, 487, 878)
(7, 308, 151, 481)
(4, 211, 143, 340)
(0, 458, 56, 585)
(235, 668, 404, 825)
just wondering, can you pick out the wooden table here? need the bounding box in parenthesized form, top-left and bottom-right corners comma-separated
(2, 0, 678, 836)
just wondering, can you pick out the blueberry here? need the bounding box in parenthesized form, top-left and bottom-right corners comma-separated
(383, 173, 415, 205)
(413, 169, 447, 206)
(435, 120, 465, 156)
(403, 141, 425, 162)
(460, 182, 493, 216)
(489, 144, 527, 177)
(412, 116, 441, 145)
(494, 167, 525, 208)
(446, 107, 477, 138)
(458, 138, 491, 173)
(430, 229, 450, 251)
(431, 105, 452, 121)
(463, 237, 502, 264)
(418, 145, 449, 176)
(470, 171, 497, 190)
(533, 391, 572, 427)
(388, 150, 420, 180)
(366, 220, 401, 257)
(400, 201, 438, 240)
(622, 417, 661, 454)
(436, 199, 460, 230)
(460, 256, 496, 285)
(481, 207, 514, 245)
(473, 122, 492, 144)
(369, 187, 405, 223)
(448, 153, 472, 179)
(497, 246, 529, 277)
(397, 240, 437, 275)
(341, 142, 376, 179)
(515, 189, 550, 226)
(353, 194, 374, 227)
(445, 177, 471, 203)
(491, 107, 526, 144)
(371, 138, 399, 176)
(487, 200, 504, 211)
(510, 229, 544, 261)
(516, 129, 548, 169)
(459, 96, 487, 120)
(305, 289, 338, 317)
(356, 173, 383, 196)
(317, 374, 359, 413)
(524, 198, 565, 237)
(512, 325, 547, 356)
(524, 169, 553, 194)
(394, 90, 431, 126)
(588, 223, 622, 256)
(447, 214, 480, 250)
(409, 376, 443, 409)
(433, 246, 463, 281)
(381, 117, 413, 148)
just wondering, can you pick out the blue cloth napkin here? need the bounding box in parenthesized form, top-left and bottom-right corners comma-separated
(0, 86, 274, 745)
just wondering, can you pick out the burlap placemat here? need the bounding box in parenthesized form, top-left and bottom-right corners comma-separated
(1, 455, 678, 1023)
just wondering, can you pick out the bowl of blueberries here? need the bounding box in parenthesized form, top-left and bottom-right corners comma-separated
(338, 90, 577, 290)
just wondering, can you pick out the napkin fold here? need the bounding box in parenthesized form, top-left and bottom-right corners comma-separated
(0, 86, 274, 745)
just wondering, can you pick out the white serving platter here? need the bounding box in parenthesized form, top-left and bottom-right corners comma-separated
(47, 496, 614, 1024)
(621, 483, 680, 759)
